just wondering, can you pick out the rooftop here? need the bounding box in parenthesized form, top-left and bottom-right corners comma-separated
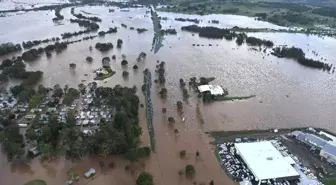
(197, 85, 225, 95)
(235, 141, 299, 181)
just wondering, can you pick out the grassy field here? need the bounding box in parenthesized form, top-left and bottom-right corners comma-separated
(158, 1, 336, 30)
(207, 127, 305, 144)
(322, 177, 336, 185)
(24, 180, 47, 185)
(213, 95, 256, 101)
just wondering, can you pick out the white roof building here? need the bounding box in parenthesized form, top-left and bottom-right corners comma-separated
(235, 141, 299, 183)
(197, 85, 225, 95)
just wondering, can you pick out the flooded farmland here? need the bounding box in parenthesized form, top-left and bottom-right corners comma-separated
(1, 4, 336, 185)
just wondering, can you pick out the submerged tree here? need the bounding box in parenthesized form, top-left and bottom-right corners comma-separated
(180, 150, 186, 158)
(136, 172, 154, 185)
(168, 117, 175, 124)
(117, 39, 123, 48)
(122, 71, 129, 78)
(185, 164, 196, 176)
(177, 101, 183, 110)
(69, 63, 76, 71)
(86, 56, 93, 62)
(159, 88, 168, 99)
(162, 108, 167, 114)
(121, 60, 128, 66)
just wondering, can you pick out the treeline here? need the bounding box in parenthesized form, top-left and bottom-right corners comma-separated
(312, 7, 336, 18)
(52, 7, 64, 22)
(136, 28, 148, 33)
(272, 47, 332, 71)
(0, 43, 22, 56)
(246, 37, 273, 47)
(70, 19, 99, 30)
(70, 7, 102, 22)
(22, 37, 60, 49)
(63, 19, 99, 39)
(267, 12, 313, 26)
(182, 25, 273, 47)
(95, 42, 113, 52)
(181, 25, 232, 39)
(98, 27, 118, 36)
(161, 29, 177, 35)
(175, 17, 200, 24)
(21, 42, 67, 61)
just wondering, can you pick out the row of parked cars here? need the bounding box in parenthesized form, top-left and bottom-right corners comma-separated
(217, 142, 254, 182)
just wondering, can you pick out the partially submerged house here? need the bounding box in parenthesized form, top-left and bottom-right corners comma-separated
(197, 85, 228, 101)
(84, 168, 96, 178)
(198, 85, 226, 96)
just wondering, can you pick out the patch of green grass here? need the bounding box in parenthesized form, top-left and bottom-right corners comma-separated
(24, 180, 47, 185)
(322, 177, 336, 185)
(213, 95, 256, 101)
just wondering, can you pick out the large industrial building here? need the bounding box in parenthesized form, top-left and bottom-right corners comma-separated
(235, 141, 300, 185)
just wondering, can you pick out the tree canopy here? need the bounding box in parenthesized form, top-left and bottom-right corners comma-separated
(0, 125, 24, 161)
(136, 172, 154, 185)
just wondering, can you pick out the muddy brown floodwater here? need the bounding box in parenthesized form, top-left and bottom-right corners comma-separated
(1, 5, 336, 185)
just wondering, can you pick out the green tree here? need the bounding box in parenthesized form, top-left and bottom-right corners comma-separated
(28, 95, 41, 109)
(122, 71, 129, 78)
(210, 180, 214, 185)
(37, 84, 49, 95)
(136, 172, 154, 185)
(162, 108, 167, 113)
(180, 150, 186, 158)
(0, 125, 24, 161)
(108, 162, 115, 168)
(159, 88, 167, 99)
(177, 101, 183, 110)
(66, 110, 76, 125)
(168, 117, 175, 124)
(196, 151, 200, 157)
(26, 129, 37, 140)
(39, 141, 52, 159)
(185, 164, 195, 176)
(99, 160, 105, 169)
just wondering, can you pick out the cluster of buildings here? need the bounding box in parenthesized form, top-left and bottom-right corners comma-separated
(290, 129, 336, 165)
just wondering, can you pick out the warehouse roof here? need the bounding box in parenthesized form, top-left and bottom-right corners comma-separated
(235, 141, 299, 181)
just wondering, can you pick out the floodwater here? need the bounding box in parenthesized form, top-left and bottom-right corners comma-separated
(1, 5, 336, 185)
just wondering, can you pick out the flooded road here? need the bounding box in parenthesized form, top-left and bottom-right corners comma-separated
(0, 5, 336, 185)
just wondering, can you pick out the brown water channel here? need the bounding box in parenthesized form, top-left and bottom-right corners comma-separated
(0, 5, 336, 185)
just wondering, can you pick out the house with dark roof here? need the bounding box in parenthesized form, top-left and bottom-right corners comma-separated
(320, 143, 336, 164)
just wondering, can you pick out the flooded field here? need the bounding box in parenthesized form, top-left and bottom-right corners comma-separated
(0, 4, 336, 185)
